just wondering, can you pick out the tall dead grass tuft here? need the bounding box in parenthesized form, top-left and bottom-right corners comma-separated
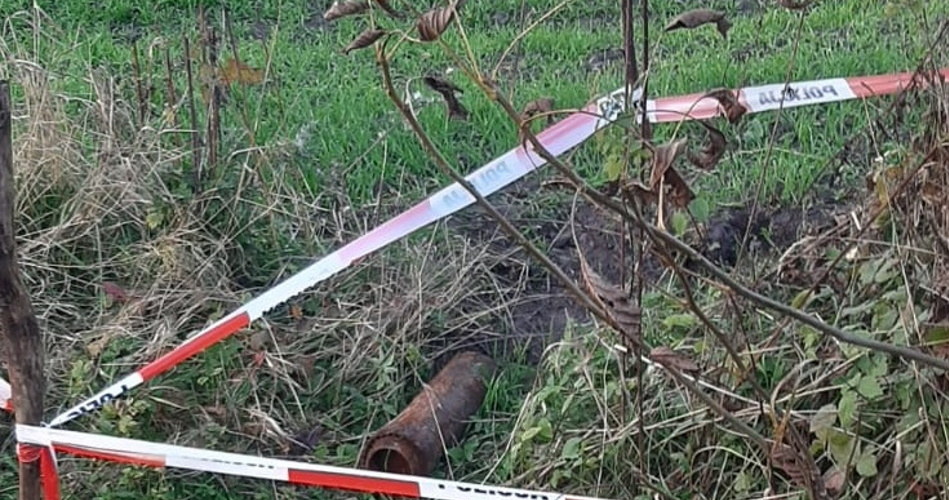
(1, 29, 242, 420)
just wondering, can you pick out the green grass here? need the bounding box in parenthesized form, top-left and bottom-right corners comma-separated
(1, 0, 948, 499)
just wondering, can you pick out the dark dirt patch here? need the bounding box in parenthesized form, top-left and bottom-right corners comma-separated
(694, 202, 840, 267)
(427, 167, 844, 367)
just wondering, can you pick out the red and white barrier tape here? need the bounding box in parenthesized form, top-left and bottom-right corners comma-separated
(15, 424, 608, 500)
(1, 376, 11, 412)
(2, 67, 939, 428)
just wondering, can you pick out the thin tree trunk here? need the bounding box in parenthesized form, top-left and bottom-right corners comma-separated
(0, 80, 47, 500)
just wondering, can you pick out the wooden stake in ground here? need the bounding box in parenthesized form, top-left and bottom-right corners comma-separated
(0, 80, 47, 500)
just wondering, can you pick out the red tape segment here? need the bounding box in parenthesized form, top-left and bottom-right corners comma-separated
(35, 67, 949, 429)
(16, 424, 609, 500)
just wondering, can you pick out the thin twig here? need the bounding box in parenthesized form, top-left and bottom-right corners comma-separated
(183, 34, 202, 194)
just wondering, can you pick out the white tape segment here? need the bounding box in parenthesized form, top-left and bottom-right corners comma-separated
(35, 68, 949, 431)
(1, 376, 11, 412)
(16, 424, 610, 500)
(742, 77, 857, 113)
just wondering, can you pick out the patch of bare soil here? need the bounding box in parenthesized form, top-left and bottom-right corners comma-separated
(433, 171, 841, 366)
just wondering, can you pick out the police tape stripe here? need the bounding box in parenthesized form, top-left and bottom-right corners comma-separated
(43, 67, 949, 428)
(16, 424, 609, 500)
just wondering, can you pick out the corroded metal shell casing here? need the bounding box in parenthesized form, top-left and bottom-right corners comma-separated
(359, 351, 497, 476)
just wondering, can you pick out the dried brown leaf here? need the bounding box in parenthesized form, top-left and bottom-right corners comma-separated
(518, 97, 555, 143)
(665, 166, 695, 208)
(423, 75, 468, 121)
(324, 0, 369, 21)
(703, 88, 748, 124)
(580, 261, 643, 349)
(219, 58, 264, 85)
(417, 4, 460, 42)
(624, 181, 660, 206)
(522, 97, 555, 123)
(648, 138, 688, 188)
(665, 9, 731, 39)
(771, 445, 819, 490)
(343, 28, 387, 54)
(374, 0, 404, 19)
(778, 0, 814, 10)
(289, 303, 304, 321)
(650, 346, 700, 372)
(648, 138, 694, 209)
(822, 466, 846, 494)
(688, 121, 727, 170)
(102, 282, 130, 303)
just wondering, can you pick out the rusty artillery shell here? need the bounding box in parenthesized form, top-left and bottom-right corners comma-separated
(359, 351, 497, 476)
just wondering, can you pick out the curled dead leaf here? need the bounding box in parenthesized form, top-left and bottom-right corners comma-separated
(580, 261, 643, 350)
(647, 138, 694, 208)
(518, 97, 555, 143)
(771, 444, 819, 490)
(650, 346, 700, 373)
(664, 9, 732, 39)
(778, 0, 814, 10)
(702, 88, 748, 124)
(521, 97, 555, 123)
(417, 2, 464, 42)
(324, 0, 369, 21)
(648, 138, 688, 188)
(343, 28, 387, 54)
(423, 75, 468, 121)
(688, 121, 727, 170)
(664, 167, 695, 208)
(374, 0, 404, 19)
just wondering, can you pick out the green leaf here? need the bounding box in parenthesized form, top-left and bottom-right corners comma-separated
(840, 301, 875, 318)
(856, 450, 878, 477)
(145, 209, 164, 230)
(925, 324, 949, 344)
(791, 290, 813, 310)
(871, 303, 898, 332)
(810, 404, 837, 440)
(520, 426, 541, 443)
(536, 417, 553, 442)
(839, 389, 858, 427)
(663, 313, 697, 329)
(562, 437, 582, 460)
(828, 429, 856, 466)
(857, 375, 884, 400)
(734, 471, 751, 493)
(868, 353, 889, 378)
(688, 197, 711, 222)
(824, 247, 841, 260)
(670, 210, 689, 236)
(604, 153, 624, 181)
(874, 258, 899, 284)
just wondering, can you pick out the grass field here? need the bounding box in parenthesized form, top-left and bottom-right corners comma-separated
(1, 0, 949, 499)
